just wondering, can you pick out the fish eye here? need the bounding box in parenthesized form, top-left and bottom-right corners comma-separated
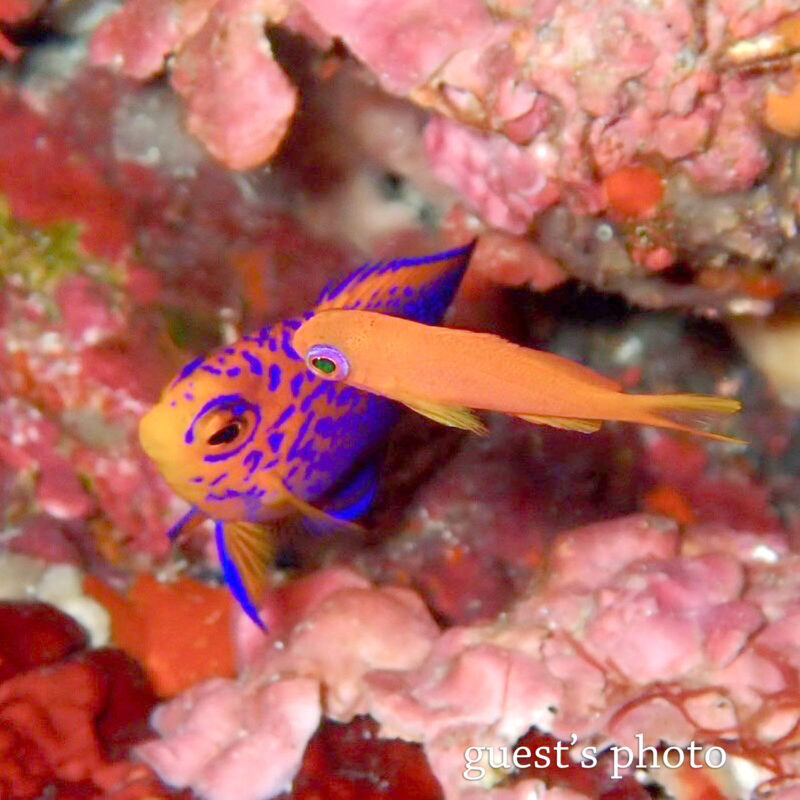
(207, 419, 243, 445)
(193, 401, 260, 461)
(189, 398, 261, 463)
(306, 344, 349, 380)
(311, 357, 336, 374)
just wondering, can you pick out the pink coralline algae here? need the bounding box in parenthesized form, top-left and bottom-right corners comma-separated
(139, 678, 321, 800)
(424, 118, 562, 235)
(0, 109, 179, 559)
(138, 516, 800, 799)
(165, 0, 298, 171)
(91, 0, 492, 168)
(137, 571, 444, 800)
(0, 258, 178, 558)
(298, 0, 493, 95)
(91, 0, 788, 229)
(91, 0, 298, 170)
(418, 4, 775, 232)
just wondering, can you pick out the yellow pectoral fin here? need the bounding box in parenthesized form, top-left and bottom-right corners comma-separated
(394, 392, 488, 435)
(283, 492, 365, 534)
(516, 413, 603, 433)
(225, 520, 276, 606)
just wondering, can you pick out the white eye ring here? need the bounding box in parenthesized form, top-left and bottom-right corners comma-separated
(306, 344, 350, 380)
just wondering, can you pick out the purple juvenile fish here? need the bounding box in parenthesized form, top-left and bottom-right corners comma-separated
(138, 244, 474, 627)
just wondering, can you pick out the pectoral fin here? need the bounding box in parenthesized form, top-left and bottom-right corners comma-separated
(215, 520, 275, 630)
(394, 392, 488, 434)
(284, 491, 366, 534)
(516, 414, 603, 433)
(257, 470, 365, 534)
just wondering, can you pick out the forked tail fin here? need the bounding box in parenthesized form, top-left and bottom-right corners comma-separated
(624, 393, 745, 443)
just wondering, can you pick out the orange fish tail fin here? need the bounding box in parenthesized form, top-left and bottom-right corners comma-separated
(623, 393, 745, 444)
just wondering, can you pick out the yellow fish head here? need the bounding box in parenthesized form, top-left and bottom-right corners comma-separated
(138, 350, 277, 518)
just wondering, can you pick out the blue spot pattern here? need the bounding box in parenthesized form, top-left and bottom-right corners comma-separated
(268, 364, 281, 391)
(290, 373, 304, 398)
(243, 450, 263, 474)
(209, 472, 228, 487)
(174, 356, 204, 385)
(242, 351, 263, 375)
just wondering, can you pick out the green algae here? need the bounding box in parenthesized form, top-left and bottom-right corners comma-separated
(0, 198, 89, 292)
(0, 196, 219, 354)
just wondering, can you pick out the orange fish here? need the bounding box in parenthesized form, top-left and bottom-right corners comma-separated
(292, 309, 744, 442)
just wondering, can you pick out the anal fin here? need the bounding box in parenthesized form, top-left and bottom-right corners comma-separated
(517, 413, 603, 433)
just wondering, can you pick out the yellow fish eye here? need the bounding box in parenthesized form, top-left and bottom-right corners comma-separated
(207, 418, 243, 445)
(191, 401, 261, 463)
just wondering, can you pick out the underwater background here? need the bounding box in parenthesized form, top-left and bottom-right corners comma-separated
(2, 1, 800, 798)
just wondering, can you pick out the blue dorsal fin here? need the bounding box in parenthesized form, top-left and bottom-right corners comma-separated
(314, 241, 475, 325)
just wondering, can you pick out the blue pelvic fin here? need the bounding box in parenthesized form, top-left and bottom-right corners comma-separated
(314, 241, 475, 325)
(214, 520, 274, 630)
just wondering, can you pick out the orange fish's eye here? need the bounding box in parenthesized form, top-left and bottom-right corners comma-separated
(306, 344, 350, 380)
(311, 357, 336, 374)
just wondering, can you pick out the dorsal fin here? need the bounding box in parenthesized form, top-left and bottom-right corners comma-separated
(314, 242, 475, 324)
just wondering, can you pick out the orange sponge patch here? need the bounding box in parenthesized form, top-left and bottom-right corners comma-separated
(84, 573, 236, 696)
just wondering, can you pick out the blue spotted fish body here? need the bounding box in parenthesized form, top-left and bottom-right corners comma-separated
(138, 244, 474, 627)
